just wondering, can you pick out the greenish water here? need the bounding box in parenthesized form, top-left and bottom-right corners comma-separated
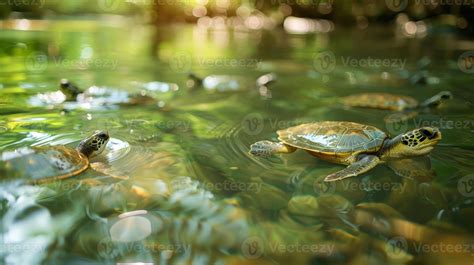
(1, 20, 474, 264)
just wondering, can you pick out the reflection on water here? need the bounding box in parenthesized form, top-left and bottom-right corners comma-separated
(1, 20, 474, 265)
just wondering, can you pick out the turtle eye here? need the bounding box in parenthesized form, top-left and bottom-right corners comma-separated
(95, 132, 109, 139)
(419, 128, 437, 139)
(420, 128, 430, 136)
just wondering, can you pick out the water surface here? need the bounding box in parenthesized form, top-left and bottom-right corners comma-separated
(1, 19, 474, 264)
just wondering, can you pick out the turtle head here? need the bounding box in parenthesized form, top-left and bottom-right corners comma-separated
(388, 127, 441, 158)
(59, 79, 81, 100)
(420, 91, 453, 108)
(76, 130, 110, 158)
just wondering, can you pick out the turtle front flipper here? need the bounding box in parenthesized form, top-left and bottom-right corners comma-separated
(249, 141, 296, 157)
(324, 155, 380, 182)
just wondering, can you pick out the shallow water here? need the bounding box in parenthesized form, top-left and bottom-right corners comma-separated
(1, 19, 474, 264)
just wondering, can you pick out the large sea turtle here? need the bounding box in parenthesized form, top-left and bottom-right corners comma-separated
(0, 130, 110, 183)
(249, 121, 442, 182)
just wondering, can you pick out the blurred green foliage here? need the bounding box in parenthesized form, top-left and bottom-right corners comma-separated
(0, 0, 472, 35)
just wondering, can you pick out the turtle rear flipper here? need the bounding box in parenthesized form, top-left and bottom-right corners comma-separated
(324, 155, 380, 182)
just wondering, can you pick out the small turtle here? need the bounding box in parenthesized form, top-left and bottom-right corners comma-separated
(0, 130, 109, 183)
(59, 79, 178, 110)
(249, 121, 442, 182)
(342, 91, 452, 122)
(59, 79, 160, 106)
(186, 72, 276, 93)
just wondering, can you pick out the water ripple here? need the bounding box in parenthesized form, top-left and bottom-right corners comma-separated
(209, 120, 274, 169)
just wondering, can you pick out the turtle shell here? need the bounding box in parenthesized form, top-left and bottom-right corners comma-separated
(0, 146, 89, 183)
(342, 93, 419, 111)
(277, 121, 387, 162)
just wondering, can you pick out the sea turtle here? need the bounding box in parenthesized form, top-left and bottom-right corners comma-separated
(186, 72, 276, 97)
(341, 91, 452, 122)
(0, 130, 109, 184)
(249, 121, 442, 182)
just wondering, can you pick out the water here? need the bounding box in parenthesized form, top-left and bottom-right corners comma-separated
(1, 19, 474, 264)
